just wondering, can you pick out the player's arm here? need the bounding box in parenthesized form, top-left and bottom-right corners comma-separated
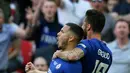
(55, 48, 84, 61)
(54, 41, 87, 61)
(15, 0, 43, 39)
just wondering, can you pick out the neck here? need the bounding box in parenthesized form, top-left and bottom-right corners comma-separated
(87, 32, 101, 40)
(63, 42, 77, 51)
(44, 16, 54, 22)
(117, 37, 129, 48)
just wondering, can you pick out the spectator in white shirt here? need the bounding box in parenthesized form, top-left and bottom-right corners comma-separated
(56, 0, 92, 25)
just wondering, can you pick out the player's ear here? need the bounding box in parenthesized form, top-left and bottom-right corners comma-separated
(87, 24, 91, 31)
(68, 35, 75, 42)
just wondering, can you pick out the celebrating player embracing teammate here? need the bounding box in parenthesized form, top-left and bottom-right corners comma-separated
(25, 9, 112, 73)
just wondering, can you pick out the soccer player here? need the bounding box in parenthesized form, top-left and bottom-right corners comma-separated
(53, 9, 112, 73)
(25, 23, 84, 73)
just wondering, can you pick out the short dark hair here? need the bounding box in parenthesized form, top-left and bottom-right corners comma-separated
(85, 9, 105, 33)
(115, 19, 130, 29)
(66, 23, 84, 42)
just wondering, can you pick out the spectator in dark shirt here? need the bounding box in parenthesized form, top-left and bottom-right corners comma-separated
(26, 0, 62, 64)
(28, 0, 62, 48)
(111, 0, 130, 21)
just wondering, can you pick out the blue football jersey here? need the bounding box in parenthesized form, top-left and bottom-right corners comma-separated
(76, 38, 112, 73)
(48, 58, 82, 73)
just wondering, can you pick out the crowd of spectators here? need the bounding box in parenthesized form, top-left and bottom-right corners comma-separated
(0, 0, 130, 73)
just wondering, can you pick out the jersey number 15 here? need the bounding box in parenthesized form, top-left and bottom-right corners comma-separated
(92, 60, 109, 73)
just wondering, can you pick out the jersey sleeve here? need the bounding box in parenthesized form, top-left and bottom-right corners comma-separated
(76, 40, 90, 55)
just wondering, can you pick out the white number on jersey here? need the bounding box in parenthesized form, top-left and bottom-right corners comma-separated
(92, 60, 109, 73)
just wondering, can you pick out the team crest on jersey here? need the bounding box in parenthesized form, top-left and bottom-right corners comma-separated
(54, 61, 58, 65)
(56, 64, 61, 69)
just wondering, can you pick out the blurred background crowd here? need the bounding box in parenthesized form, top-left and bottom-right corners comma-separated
(0, 0, 130, 73)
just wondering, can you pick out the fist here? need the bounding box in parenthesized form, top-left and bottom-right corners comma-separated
(25, 62, 36, 73)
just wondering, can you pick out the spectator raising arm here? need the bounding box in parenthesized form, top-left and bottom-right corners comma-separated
(111, 12, 130, 21)
(111, 0, 130, 21)
(32, 0, 43, 25)
(119, 14, 130, 21)
(15, 0, 44, 39)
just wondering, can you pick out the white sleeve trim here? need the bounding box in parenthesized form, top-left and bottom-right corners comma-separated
(78, 43, 86, 48)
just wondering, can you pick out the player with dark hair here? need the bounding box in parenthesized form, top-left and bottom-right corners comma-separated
(25, 23, 84, 73)
(53, 9, 112, 73)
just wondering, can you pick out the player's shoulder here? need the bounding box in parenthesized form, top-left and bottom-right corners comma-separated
(80, 38, 99, 42)
(78, 39, 97, 48)
(64, 61, 82, 73)
(80, 38, 100, 45)
(53, 58, 63, 62)
(54, 58, 81, 66)
(80, 39, 90, 43)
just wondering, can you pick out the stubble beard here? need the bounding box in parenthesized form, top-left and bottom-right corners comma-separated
(59, 41, 68, 51)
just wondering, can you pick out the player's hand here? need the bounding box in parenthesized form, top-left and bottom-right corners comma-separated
(52, 50, 62, 59)
(25, 62, 36, 73)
